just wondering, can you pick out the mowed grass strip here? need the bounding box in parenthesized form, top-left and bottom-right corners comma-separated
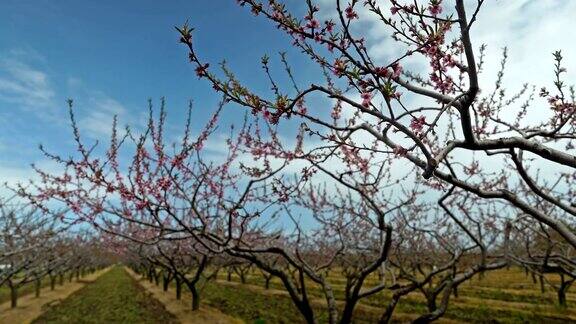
(202, 281, 308, 323)
(33, 267, 178, 324)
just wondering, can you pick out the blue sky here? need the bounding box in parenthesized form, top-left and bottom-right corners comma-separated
(1, 0, 576, 189)
(0, 0, 314, 185)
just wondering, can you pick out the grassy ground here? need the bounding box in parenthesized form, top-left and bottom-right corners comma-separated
(126, 268, 242, 324)
(33, 267, 178, 324)
(0, 269, 109, 324)
(187, 267, 576, 323)
(0, 276, 52, 304)
(31, 266, 574, 323)
(202, 280, 308, 323)
(0, 272, 89, 304)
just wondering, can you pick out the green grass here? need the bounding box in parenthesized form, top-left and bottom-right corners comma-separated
(0, 272, 86, 304)
(64, 267, 571, 324)
(0, 277, 46, 304)
(202, 282, 309, 323)
(33, 267, 178, 324)
(201, 267, 576, 323)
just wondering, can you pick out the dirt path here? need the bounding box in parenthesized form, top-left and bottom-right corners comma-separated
(125, 268, 244, 324)
(0, 268, 110, 324)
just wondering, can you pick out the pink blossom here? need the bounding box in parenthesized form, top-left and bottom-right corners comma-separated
(306, 19, 320, 29)
(375, 66, 389, 78)
(410, 116, 426, 132)
(393, 146, 408, 157)
(428, 2, 443, 16)
(345, 6, 358, 20)
(135, 199, 148, 210)
(361, 92, 372, 107)
(195, 63, 209, 78)
(333, 58, 347, 77)
(391, 63, 402, 78)
(171, 154, 185, 168)
(158, 177, 171, 191)
(262, 109, 271, 121)
(331, 100, 342, 119)
(325, 20, 335, 32)
(70, 201, 82, 213)
(272, 9, 284, 20)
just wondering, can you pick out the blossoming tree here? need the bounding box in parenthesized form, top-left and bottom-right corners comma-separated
(177, 0, 576, 250)
(170, 0, 576, 321)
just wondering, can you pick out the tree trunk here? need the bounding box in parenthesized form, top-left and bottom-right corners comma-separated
(558, 287, 567, 307)
(59, 273, 64, 286)
(176, 277, 183, 300)
(35, 278, 41, 298)
(163, 274, 170, 291)
(557, 278, 573, 308)
(323, 283, 339, 324)
(427, 296, 437, 313)
(50, 276, 56, 290)
(380, 296, 400, 324)
(338, 297, 356, 324)
(191, 286, 200, 311)
(264, 276, 271, 289)
(148, 268, 154, 283)
(298, 302, 315, 324)
(539, 275, 546, 293)
(10, 285, 18, 308)
(227, 270, 232, 282)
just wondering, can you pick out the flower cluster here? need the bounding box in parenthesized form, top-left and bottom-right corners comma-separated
(410, 116, 427, 133)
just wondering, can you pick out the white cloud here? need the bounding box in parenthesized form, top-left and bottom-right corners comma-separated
(0, 56, 55, 110)
(78, 93, 128, 139)
(67, 76, 83, 89)
(0, 159, 63, 195)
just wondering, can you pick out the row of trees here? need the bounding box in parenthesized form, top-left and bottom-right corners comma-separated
(0, 199, 112, 309)
(11, 0, 575, 323)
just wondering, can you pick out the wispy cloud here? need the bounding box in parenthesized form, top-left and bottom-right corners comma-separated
(77, 93, 128, 139)
(0, 54, 55, 111)
(0, 48, 134, 187)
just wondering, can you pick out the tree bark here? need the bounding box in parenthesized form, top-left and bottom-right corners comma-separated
(10, 285, 18, 308)
(557, 277, 573, 307)
(264, 276, 271, 289)
(35, 278, 41, 298)
(175, 276, 183, 300)
(191, 286, 200, 311)
(558, 287, 567, 307)
(380, 296, 400, 324)
(162, 274, 170, 291)
(50, 276, 56, 290)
